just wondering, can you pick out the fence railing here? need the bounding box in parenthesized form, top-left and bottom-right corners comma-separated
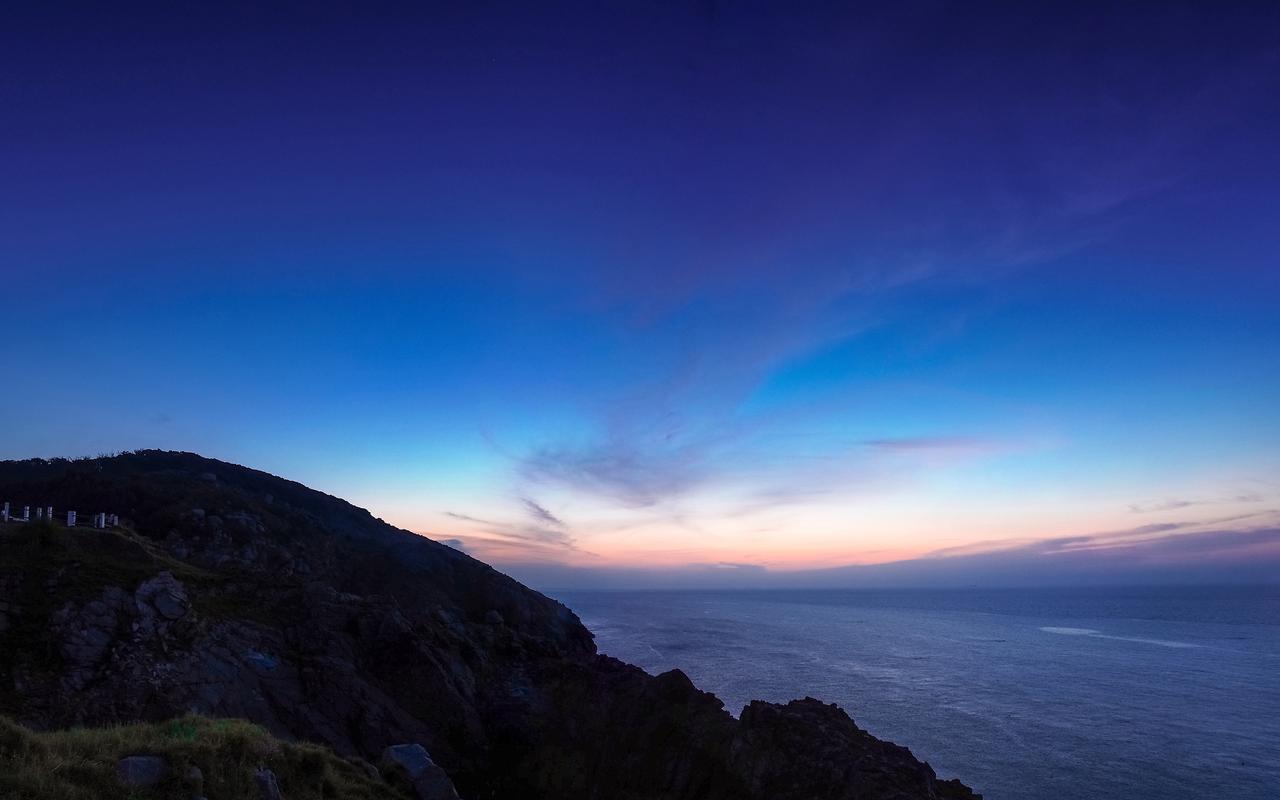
(1, 502, 118, 528)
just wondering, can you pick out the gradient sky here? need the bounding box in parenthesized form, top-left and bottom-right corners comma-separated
(3, 2, 1279, 587)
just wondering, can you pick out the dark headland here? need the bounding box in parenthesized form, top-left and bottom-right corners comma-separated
(0, 451, 977, 799)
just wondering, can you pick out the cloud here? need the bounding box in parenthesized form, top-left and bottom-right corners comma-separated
(1128, 494, 1264, 513)
(518, 427, 1013, 516)
(1128, 500, 1195, 513)
(860, 437, 997, 455)
(473, 522, 575, 550)
(520, 435, 723, 508)
(710, 561, 767, 572)
(925, 511, 1278, 560)
(444, 510, 496, 524)
(521, 497, 565, 527)
(438, 538, 468, 552)
(437, 503, 586, 564)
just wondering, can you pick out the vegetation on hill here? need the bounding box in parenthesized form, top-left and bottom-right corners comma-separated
(0, 713, 405, 799)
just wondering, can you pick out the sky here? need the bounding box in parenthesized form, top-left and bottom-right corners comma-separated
(2, 1, 1278, 588)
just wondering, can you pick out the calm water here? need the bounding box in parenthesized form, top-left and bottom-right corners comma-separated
(555, 587, 1280, 800)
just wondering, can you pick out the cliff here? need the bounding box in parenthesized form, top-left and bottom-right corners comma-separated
(0, 451, 977, 799)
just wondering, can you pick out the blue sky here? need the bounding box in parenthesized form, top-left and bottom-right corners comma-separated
(2, 2, 1278, 586)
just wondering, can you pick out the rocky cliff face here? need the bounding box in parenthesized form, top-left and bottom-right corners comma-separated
(0, 451, 978, 799)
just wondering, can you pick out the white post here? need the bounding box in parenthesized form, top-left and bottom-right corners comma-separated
(35, 507, 43, 520)
(22, 506, 29, 521)
(67, 510, 76, 527)
(97, 513, 106, 529)
(46, 506, 53, 519)
(110, 514, 118, 526)
(1, 502, 8, 522)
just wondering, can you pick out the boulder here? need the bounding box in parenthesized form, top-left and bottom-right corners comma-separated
(381, 744, 461, 800)
(116, 755, 168, 787)
(185, 763, 204, 795)
(255, 767, 283, 800)
(135, 572, 190, 623)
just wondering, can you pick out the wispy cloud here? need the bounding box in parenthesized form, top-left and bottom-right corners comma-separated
(519, 435, 727, 508)
(860, 437, 998, 455)
(444, 510, 499, 525)
(924, 511, 1280, 562)
(708, 561, 767, 572)
(520, 497, 565, 527)
(438, 502, 585, 565)
(1128, 494, 1264, 513)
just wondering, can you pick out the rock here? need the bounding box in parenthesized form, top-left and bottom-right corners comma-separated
(51, 589, 127, 687)
(483, 609, 504, 625)
(116, 755, 168, 787)
(730, 698, 981, 800)
(381, 744, 461, 800)
(255, 767, 283, 800)
(382, 743, 433, 777)
(244, 648, 279, 672)
(226, 511, 266, 534)
(185, 764, 204, 795)
(135, 572, 190, 622)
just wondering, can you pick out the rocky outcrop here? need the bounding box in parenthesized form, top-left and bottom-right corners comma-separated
(382, 744, 461, 800)
(0, 451, 979, 799)
(733, 699, 977, 799)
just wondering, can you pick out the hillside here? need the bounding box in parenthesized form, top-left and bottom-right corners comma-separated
(0, 451, 977, 799)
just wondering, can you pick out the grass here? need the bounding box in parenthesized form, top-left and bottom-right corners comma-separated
(0, 714, 407, 799)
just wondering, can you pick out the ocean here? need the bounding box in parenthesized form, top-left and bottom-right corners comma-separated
(554, 586, 1280, 800)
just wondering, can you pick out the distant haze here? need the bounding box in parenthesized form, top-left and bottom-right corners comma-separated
(503, 525, 1280, 591)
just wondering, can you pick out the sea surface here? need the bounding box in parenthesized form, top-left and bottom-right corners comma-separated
(554, 586, 1280, 800)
